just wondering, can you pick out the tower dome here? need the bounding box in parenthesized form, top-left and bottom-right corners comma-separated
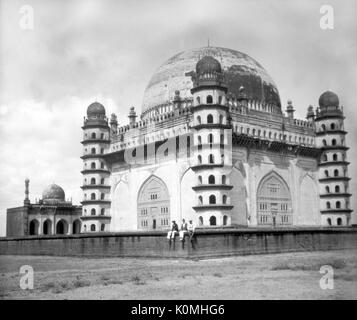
(42, 184, 65, 202)
(196, 55, 222, 75)
(87, 102, 106, 117)
(319, 91, 339, 108)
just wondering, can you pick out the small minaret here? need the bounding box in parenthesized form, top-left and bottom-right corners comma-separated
(315, 91, 352, 226)
(24, 178, 30, 206)
(306, 105, 315, 123)
(189, 54, 233, 227)
(128, 107, 137, 127)
(286, 100, 295, 119)
(110, 113, 118, 135)
(81, 102, 111, 233)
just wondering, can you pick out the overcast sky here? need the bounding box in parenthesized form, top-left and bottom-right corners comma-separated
(0, 0, 356, 235)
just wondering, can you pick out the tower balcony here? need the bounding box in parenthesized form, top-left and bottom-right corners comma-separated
(320, 193, 352, 198)
(81, 154, 107, 160)
(81, 200, 111, 205)
(318, 176, 351, 182)
(81, 169, 110, 175)
(316, 130, 347, 136)
(193, 204, 233, 211)
(81, 139, 111, 145)
(80, 215, 111, 221)
(191, 163, 225, 171)
(191, 123, 231, 130)
(320, 145, 349, 151)
(81, 185, 111, 190)
(318, 161, 350, 167)
(192, 184, 233, 191)
(320, 209, 353, 214)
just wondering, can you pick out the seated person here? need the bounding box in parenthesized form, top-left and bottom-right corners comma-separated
(167, 220, 179, 240)
(179, 219, 188, 241)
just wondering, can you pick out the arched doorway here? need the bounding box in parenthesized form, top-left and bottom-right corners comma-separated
(137, 175, 170, 230)
(29, 219, 39, 235)
(56, 219, 68, 235)
(256, 171, 292, 226)
(72, 220, 81, 234)
(43, 219, 52, 235)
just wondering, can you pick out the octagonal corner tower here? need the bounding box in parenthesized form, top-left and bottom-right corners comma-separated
(141, 46, 281, 118)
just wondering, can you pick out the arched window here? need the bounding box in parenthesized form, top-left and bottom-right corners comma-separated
(43, 219, 52, 235)
(337, 218, 342, 226)
(91, 178, 96, 185)
(220, 134, 224, 144)
(219, 115, 223, 124)
(100, 193, 105, 200)
(101, 208, 105, 215)
(334, 169, 339, 177)
(197, 135, 202, 147)
(91, 148, 96, 154)
(72, 220, 81, 234)
(209, 195, 216, 204)
(206, 95, 213, 104)
(218, 96, 222, 104)
(56, 219, 68, 235)
(325, 186, 330, 193)
(197, 115, 201, 124)
(198, 155, 202, 164)
(324, 170, 329, 177)
(323, 154, 328, 162)
(197, 96, 201, 104)
(321, 124, 326, 131)
(198, 196, 203, 205)
(222, 175, 226, 184)
(222, 195, 227, 204)
(101, 162, 105, 169)
(198, 175, 202, 184)
(326, 201, 331, 209)
(209, 154, 214, 164)
(207, 114, 213, 124)
(91, 132, 96, 139)
(223, 215, 228, 226)
(322, 139, 327, 146)
(327, 218, 332, 226)
(330, 123, 335, 130)
(336, 201, 341, 209)
(91, 208, 96, 215)
(199, 216, 203, 226)
(333, 154, 338, 161)
(332, 139, 337, 146)
(101, 178, 105, 185)
(209, 216, 216, 226)
(335, 185, 340, 193)
(101, 224, 105, 231)
(91, 162, 96, 169)
(91, 193, 96, 200)
(208, 134, 213, 145)
(90, 224, 96, 232)
(208, 175, 215, 184)
(29, 219, 39, 235)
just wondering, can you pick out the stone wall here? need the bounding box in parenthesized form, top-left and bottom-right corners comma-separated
(1, 228, 356, 258)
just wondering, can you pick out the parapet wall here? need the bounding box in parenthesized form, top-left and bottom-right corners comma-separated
(0, 228, 356, 258)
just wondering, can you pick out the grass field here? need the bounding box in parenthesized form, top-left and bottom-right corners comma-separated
(0, 249, 356, 299)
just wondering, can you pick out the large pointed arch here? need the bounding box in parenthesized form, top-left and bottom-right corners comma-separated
(137, 175, 170, 230)
(256, 171, 292, 226)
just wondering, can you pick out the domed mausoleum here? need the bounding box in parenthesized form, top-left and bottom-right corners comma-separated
(78, 45, 352, 233)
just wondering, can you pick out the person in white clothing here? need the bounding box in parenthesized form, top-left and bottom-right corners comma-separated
(179, 219, 188, 241)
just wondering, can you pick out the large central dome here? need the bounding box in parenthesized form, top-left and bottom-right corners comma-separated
(142, 46, 280, 112)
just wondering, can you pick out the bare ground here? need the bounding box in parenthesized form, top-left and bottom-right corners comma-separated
(0, 249, 356, 300)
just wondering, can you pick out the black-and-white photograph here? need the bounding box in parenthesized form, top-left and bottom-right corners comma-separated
(0, 0, 356, 305)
